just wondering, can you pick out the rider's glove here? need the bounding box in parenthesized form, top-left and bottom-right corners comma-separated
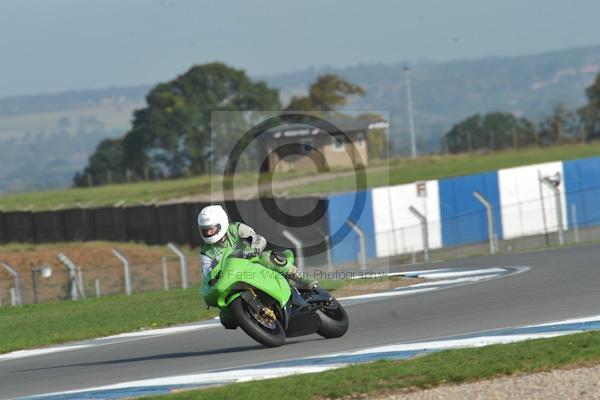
(242, 248, 258, 259)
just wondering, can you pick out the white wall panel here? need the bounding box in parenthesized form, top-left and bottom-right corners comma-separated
(498, 161, 567, 239)
(372, 180, 441, 257)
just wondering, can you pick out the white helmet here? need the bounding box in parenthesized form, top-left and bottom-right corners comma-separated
(197, 205, 229, 244)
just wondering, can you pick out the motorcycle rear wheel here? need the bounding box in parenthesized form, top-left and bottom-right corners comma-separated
(316, 299, 349, 338)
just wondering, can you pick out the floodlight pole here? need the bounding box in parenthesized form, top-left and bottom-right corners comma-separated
(404, 65, 417, 158)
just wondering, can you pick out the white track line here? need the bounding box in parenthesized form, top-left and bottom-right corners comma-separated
(416, 267, 506, 279)
(2, 267, 511, 363)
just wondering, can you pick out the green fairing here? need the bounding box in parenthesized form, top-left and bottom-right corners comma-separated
(202, 248, 294, 309)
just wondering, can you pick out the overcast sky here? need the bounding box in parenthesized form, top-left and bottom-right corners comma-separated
(2, 0, 600, 97)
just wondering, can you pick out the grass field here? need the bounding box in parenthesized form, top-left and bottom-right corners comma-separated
(0, 286, 216, 354)
(0, 102, 142, 140)
(1, 142, 600, 211)
(0, 273, 411, 354)
(146, 330, 600, 400)
(290, 142, 600, 194)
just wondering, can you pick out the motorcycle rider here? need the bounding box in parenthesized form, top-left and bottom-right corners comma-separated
(198, 205, 316, 289)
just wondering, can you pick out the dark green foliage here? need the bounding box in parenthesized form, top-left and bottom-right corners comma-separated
(285, 73, 365, 111)
(443, 112, 537, 153)
(75, 63, 281, 186)
(580, 72, 600, 140)
(73, 138, 125, 187)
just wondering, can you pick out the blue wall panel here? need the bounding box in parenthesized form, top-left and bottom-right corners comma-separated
(439, 171, 503, 246)
(327, 190, 376, 263)
(564, 157, 600, 228)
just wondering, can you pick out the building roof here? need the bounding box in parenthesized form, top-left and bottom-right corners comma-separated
(264, 119, 388, 139)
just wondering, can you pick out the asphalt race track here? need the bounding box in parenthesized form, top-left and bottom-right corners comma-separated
(3, 244, 600, 399)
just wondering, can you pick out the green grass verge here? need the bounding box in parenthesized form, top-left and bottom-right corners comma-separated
(2, 143, 600, 211)
(0, 275, 393, 354)
(0, 286, 217, 354)
(146, 330, 600, 400)
(289, 142, 600, 194)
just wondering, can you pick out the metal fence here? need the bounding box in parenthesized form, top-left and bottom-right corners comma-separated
(0, 246, 202, 306)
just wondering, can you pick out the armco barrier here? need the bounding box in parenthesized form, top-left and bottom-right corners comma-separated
(33, 211, 65, 243)
(157, 204, 190, 245)
(0, 212, 5, 243)
(0, 198, 331, 249)
(63, 208, 95, 241)
(4, 211, 35, 243)
(125, 205, 159, 245)
(94, 207, 126, 242)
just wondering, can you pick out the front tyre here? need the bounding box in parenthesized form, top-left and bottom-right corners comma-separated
(230, 297, 286, 347)
(316, 299, 349, 338)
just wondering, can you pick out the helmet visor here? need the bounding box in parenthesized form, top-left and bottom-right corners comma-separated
(200, 224, 221, 238)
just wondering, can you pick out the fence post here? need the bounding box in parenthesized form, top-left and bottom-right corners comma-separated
(282, 230, 305, 273)
(95, 279, 101, 298)
(10, 288, 17, 306)
(314, 226, 333, 272)
(57, 253, 82, 300)
(77, 266, 86, 299)
(345, 220, 367, 270)
(540, 176, 564, 245)
(1, 262, 22, 305)
(167, 243, 188, 289)
(571, 203, 579, 243)
(408, 206, 430, 262)
(473, 191, 497, 254)
(111, 249, 132, 295)
(162, 256, 170, 290)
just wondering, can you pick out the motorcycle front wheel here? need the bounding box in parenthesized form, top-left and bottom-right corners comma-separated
(229, 296, 286, 347)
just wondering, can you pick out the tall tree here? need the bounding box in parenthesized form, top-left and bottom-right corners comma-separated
(539, 103, 580, 145)
(285, 74, 365, 111)
(73, 138, 124, 186)
(77, 62, 281, 184)
(443, 112, 536, 153)
(579, 72, 600, 141)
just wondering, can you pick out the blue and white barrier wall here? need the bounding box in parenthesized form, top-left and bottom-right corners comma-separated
(371, 180, 442, 257)
(498, 161, 566, 239)
(564, 157, 600, 229)
(327, 190, 377, 264)
(325, 155, 600, 264)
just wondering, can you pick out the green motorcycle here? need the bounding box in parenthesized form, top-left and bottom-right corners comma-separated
(202, 247, 349, 347)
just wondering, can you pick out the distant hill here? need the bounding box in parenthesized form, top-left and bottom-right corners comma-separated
(262, 45, 600, 153)
(1, 45, 599, 193)
(0, 85, 151, 118)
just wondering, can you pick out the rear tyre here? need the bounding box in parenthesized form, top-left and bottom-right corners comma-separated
(230, 297, 286, 347)
(316, 299, 349, 338)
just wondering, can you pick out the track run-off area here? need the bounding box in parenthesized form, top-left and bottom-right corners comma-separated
(3, 244, 600, 399)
